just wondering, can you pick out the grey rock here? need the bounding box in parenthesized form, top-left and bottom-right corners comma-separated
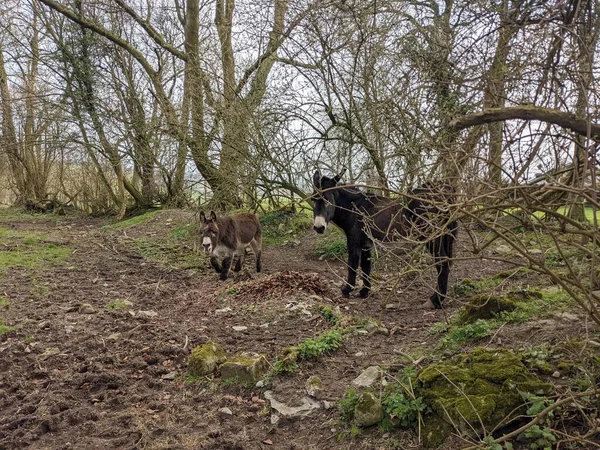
(161, 371, 177, 380)
(354, 392, 384, 427)
(79, 304, 95, 314)
(264, 391, 320, 418)
(352, 366, 381, 388)
(232, 326, 248, 332)
(218, 407, 233, 416)
(305, 375, 324, 398)
(136, 310, 158, 319)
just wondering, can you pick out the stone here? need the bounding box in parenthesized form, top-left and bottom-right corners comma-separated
(552, 371, 561, 379)
(218, 407, 233, 416)
(354, 392, 383, 427)
(305, 375, 324, 398)
(270, 414, 280, 425)
(39, 347, 60, 360)
(79, 304, 95, 314)
(264, 391, 320, 418)
(220, 352, 268, 385)
(38, 321, 50, 329)
(106, 332, 122, 341)
(188, 341, 227, 377)
(256, 380, 265, 388)
(232, 326, 248, 332)
(495, 244, 513, 255)
(161, 371, 177, 380)
(528, 249, 543, 255)
(456, 294, 517, 324)
(136, 310, 158, 319)
(352, 366, 381, 388)
(215, 307, 232, 314)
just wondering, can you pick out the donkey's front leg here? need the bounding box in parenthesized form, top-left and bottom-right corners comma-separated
(220, 256, 233, 281)
(359, 248, 372, 298)
(342, 246, 360, 297)
(210, 256, 222, 273)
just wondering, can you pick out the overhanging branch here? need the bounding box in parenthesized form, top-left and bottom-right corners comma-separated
(449, 106, 600, 140)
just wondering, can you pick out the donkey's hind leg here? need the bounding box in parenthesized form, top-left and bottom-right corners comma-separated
(427, 236, 451, 309)
(233, 249, 247, 272)
(359, 248, 372, 298)
(249, 239, 262, 273)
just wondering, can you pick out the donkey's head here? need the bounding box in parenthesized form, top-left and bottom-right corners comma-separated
(311, 169, 345, 234)
(199, 211, 219, 254)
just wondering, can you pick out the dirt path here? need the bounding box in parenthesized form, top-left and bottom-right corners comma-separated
(0, 212, 483, 450)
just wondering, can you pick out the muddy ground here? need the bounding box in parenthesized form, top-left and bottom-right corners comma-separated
(0, 209, 597, 450)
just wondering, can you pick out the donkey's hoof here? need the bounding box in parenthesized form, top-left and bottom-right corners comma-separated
(359, 287, 370, 298)
(428, 295, 443, 309)
(422, 299, 436, 309)
(341, 286, 352, 298)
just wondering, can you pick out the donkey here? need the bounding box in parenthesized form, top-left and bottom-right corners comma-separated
(311, 170, 457, 309)
(199, 211, 262, 280)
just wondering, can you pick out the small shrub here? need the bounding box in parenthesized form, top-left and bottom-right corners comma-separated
(317, 305, 340, 325)
(297, 329, 344, 359)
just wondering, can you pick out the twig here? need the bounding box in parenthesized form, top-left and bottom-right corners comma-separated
(461, 389, 598, 449)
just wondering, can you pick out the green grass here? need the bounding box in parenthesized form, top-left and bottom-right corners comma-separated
(0, 297, 9, 308)
(312, 227, 347, 260)
(0, 226, 71, 270)
(433, 288, 573, 351)
(0, 318, 13, 335)
(107, 300, 132, 309)
(259, 210, 313, 246)
(103, 210, 159, 230)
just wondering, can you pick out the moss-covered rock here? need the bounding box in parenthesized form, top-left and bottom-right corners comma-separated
(188, 341, 227, 377)
(354, 391, 383, 427)
(456, 294, 517, 324)
(220, 352, 268, 385)
(417, 348, 552, 448)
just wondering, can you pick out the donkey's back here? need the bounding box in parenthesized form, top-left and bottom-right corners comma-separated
(227, 213, 262, 246)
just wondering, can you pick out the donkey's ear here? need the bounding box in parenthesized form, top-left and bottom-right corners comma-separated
(210, 211, 218, 222)
(333, 167, 346, 183)
(199, 211, 206, 223)
(313, 170, 321, 188)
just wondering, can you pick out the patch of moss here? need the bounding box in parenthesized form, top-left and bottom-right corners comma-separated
(220, 352, 268, 386)
(456, 294, 517, 324)
(418, 348, 552, 448)
(0, 318, 13, 335)
(188, 341, 227, 377)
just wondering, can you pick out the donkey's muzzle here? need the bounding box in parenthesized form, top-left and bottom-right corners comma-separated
(203, 244, 212, 254)
(313, 225, 325, 234)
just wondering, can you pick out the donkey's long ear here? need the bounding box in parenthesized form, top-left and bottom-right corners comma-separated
(210, 211, 218, 222)
(333, 167, 346, 183)
(199, 211, 206, 223)
(313, 170, 321, 188)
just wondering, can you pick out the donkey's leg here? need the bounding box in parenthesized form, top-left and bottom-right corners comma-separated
(233, 249, 247, 272)
(250, 239, 262, 273)
(220, 256, 233, 281)
(427, 237, 449, 309)
(359, 248, 372, 298)
(210, 256, 222, 273)
(342, 244, 360, 297)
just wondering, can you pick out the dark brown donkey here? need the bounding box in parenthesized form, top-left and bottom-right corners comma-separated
(199, 211, 262, 280)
